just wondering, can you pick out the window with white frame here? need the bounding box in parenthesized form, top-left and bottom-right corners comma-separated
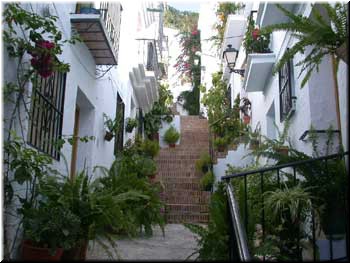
(279, 58, 294, 122)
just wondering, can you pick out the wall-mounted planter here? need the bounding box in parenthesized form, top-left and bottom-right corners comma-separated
(243, 53, 276, 92)
(104, 131, 114, 141)
(243, 115, 251, 124)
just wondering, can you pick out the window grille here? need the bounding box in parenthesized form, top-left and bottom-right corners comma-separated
(28, 72, 67, 160)
(279, 59, 293, 122)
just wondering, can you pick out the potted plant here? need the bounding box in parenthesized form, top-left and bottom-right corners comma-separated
(243, 15, 271, 55)
(137, 156, 158, 179)
(103, 113, 122, 141)
(163, 126, 180, 148)
(243, 115, 251, 124)
(125, 118, 138, 133)
(200, 171, 215, 191)
(21, 176, 81, 261)
(195, 152, 212, 174)
(214, 136, 228, 152)
(140, 139, 160, 158)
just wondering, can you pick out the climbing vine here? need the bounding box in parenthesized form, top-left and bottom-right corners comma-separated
(2, 3, 80, 259)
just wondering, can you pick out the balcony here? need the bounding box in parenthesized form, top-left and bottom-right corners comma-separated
(70, 2, 122, 65)
(243, 52, 275, 92)
(129, 64, 159, 114)
(256, 3, 297, 28)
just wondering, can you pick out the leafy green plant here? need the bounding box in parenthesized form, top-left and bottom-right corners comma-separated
(261, 3, 348, 87)
(140, 139, 160, 158)
(163, 126, 180, 145)
(195, 152, 212, 173)
(200, 171, 215, 191)
(95, 140, 166, 238)
(125, 118, 138, 133)
(22, 200, 80, 255)
(243, 14, 271, 55)
(262, 184, 315, 260)
(144, 83, 174, 137)
(103, 112, 122, 135)
(210, 2, 244, 50)
(214, 136, 228, 150)
(184, 182, 230, 261)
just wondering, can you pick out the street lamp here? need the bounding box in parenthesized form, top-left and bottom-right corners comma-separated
(222, 44, 245, 77)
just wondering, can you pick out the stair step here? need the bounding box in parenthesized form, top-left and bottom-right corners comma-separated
(166, 213, 209, 223)
(164, 190, 211, 204)
(163, 181, 202, 190)
(166, 204, 209, 213)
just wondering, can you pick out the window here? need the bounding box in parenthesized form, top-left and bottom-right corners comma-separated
(28, 71, 67, 160)
(146, 42, 154, 71)
(279, 58, 293, 122)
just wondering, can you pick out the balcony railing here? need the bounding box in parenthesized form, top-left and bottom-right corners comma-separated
(71, 2, 122, 65)
(222, 151, 349, 261)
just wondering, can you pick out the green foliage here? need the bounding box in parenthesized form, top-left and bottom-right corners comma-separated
(103, 112, 123, 134)
(243, 14, 271, 55)
(261, 3, 348, 87)
(22, 200, 81, 254)
(200, 171, 215, 191)
(125, 118, 138, 133)
(178, 85, 200, 115)
(163, 126, 180, 145)
(214, 136, 229, 150)
(210, 2, 244, 50)
(202, 71, 243, 142)
(195, 152, 212, 173)
(140, 139, 160, 158)
(184, 182, 230, 261)
(164, 5, 199, 32)
(144, 83, 173, 137)
(95, 139, 166, 237)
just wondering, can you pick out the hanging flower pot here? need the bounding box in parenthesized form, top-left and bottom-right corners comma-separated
(243, 115, 251, 124)
(104, 131, 114, 141)
(275, 146, 289, 156)
(22, 240, 63, 261)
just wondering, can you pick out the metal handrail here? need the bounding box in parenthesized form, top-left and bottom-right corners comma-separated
(222, 151, 349, 181)
(227, 183, 251, 261)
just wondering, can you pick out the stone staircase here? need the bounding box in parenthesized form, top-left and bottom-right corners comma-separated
(155, 116, 210, 223)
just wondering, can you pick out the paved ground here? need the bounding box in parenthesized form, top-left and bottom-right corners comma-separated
(86, 224, 200, 261)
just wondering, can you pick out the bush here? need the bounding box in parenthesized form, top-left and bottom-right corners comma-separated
(200, 171, 215, 191)
(141, 139, 160, 158)
(125, 118, 138, 133)
(195, 152, 212, 173)
(163, 126, 180, 145)
(214, 136, 228, 149)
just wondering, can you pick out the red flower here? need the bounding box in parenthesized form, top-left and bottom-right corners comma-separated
(191, 30, 198, 35)
(252, 28, 260, 40)
(36, 40, 55, 50)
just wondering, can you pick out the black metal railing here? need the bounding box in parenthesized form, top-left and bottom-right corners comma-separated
(222, 151, 349, 261)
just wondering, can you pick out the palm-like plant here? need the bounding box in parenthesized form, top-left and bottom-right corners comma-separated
(262, 3, 348, 87)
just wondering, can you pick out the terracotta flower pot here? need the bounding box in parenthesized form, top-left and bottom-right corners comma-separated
(169, 143, 176, 148)
(217, 145, 225, 152)
(104, 131, 114, 141)
(61, 240, 88, 261)
(243, 115, 251, 124)
(22, 240, 63, 261)
(276, 146, 289, 156)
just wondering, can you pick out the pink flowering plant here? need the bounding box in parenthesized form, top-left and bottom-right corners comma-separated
(3, 3, 80, 82)
(243, 15, 271, 55)
(174, 27, 201, 83)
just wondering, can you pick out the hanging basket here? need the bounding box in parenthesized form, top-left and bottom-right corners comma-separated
(104, 131, 114, 141)
(335, 42, 348, 65)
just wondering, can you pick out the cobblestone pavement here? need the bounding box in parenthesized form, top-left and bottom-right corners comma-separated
(86, 224, 200, 261)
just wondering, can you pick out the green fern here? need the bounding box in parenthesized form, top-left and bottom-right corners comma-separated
(262, 3, 348, 87)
